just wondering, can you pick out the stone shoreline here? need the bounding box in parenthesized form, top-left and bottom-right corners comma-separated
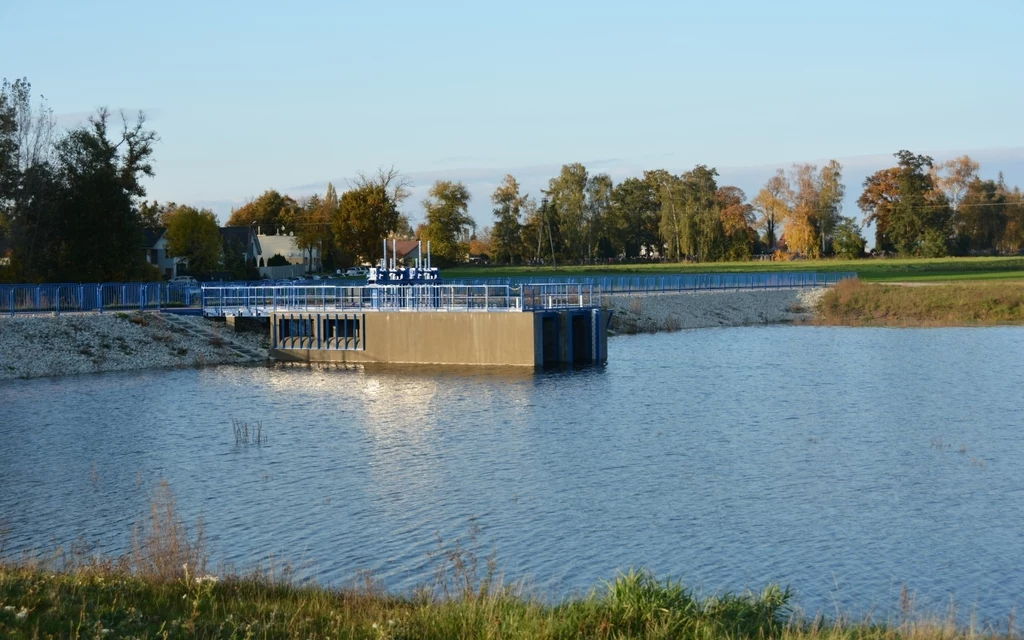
(603, 288, 827, 333)
(0, 312, 268, 381)
(0, 289, 827, 380)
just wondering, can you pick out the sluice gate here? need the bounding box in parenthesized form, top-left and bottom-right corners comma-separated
(243, 283, 610, 368)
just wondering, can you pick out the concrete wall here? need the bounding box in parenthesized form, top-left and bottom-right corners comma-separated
(271, 311, 539, 366)
(270, 309, 611, 368)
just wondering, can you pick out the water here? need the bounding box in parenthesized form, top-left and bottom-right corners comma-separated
(1, 326, 1023, 623)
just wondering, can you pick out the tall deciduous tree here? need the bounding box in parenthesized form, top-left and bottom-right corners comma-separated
(859, 151, 951, 256)
(1000, 185, 1024, 253)
(833, 217, 866, 259)
(333, 182, 402, 265)
(21, 108, 158, 281)
(491, 175, 525, 265)
(858, 167, 901, 251)
(817, 160, 845, 255)
(294, 182, 337, 271)
(752, 170, 790, 251)
(609, 176, 660, 259)
(660, 166, 720, 262)
(164, 205, 222, 274)
(585, 173, 613, 261)
(956, 179, 1006, 253)
(421, 180, 474, 264)
(717, 186, 756, 261)
(547, 163, 589, 263)
(933, 155, 979, 212)
(787, 164, 821, 257)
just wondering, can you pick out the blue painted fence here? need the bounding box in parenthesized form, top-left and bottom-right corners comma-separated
(442, 271, 857, 294)
(1, 272, 857, 316)
(0, 283, 202, 316)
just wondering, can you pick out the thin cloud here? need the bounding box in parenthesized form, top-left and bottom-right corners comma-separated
(53, 107, 160, 127)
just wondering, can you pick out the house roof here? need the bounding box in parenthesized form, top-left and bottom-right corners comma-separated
(392, 240, 420, 258)
(142, 227, 166, 248)
(219, 226, 254, 248)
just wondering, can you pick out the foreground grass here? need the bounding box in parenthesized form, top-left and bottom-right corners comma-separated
(0, 564, 1012, 640)
(445, 256, 1024, 282)
(817, 279, 1024, 327)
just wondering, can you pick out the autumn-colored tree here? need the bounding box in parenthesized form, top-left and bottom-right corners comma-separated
(164, 205, 222, 274)
(490, 174, 525, 264)
(227, 190, 298, 235)
(752, 170, 790, 251)
(421, 180, 474, 264)
(933, 155, 979, 212)
(717, 186, 756, 260)
(294, 183, 337, 271)
(469, 227, 492, 259)
(333, 183, 401, 265)
(859, 151, 951, 256)
(857, 167, 901, 251)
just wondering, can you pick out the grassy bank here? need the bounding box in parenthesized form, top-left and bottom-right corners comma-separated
(1, 564, 1013, 640)
(444, 256, 1024, 282)
(817, 280, 1024, 327)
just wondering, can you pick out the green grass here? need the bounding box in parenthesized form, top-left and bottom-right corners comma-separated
(0, 564, 1014, 639)
(444, 256, 1024, 283)
(818, 279, 1024, 327)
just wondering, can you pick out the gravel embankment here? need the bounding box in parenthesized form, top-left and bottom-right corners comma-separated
(0, 312, 269, 381)
(603, 288, 827, 334)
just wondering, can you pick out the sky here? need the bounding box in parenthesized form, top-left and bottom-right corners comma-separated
(2, 0, 1023, 235)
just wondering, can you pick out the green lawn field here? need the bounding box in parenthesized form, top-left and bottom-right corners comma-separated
(443, 256, 1024, 283)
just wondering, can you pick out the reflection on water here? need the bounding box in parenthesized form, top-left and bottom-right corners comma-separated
(1, 326, 1023, 622)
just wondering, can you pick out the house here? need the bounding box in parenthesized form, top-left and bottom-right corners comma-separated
(142, 228, 179, 279)
(389, 240, 421, 266)
(219, 226, 260, 266)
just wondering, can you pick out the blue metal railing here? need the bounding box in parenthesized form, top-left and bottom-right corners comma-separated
(200, 283, 600, 317)
(441, 271, 857, 293)
(1, 273, 856, 317)
(0, 283, 202, 316)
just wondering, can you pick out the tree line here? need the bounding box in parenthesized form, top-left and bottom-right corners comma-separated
(0, 78, 160, 282)
(4, 76, 1024, 284)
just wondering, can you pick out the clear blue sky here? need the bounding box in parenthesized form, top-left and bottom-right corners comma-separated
(2, 0, 1022, 229)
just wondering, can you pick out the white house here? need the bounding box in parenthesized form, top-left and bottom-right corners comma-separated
(142, 228, 179, 279)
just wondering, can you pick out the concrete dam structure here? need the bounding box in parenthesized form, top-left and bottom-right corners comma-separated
(204, 283, 610, 368)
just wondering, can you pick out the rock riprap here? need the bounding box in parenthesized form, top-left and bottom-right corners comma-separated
(0, 312, 268, 380)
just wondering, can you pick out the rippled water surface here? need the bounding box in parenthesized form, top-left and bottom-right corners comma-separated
(2, 326, 1023, 621)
